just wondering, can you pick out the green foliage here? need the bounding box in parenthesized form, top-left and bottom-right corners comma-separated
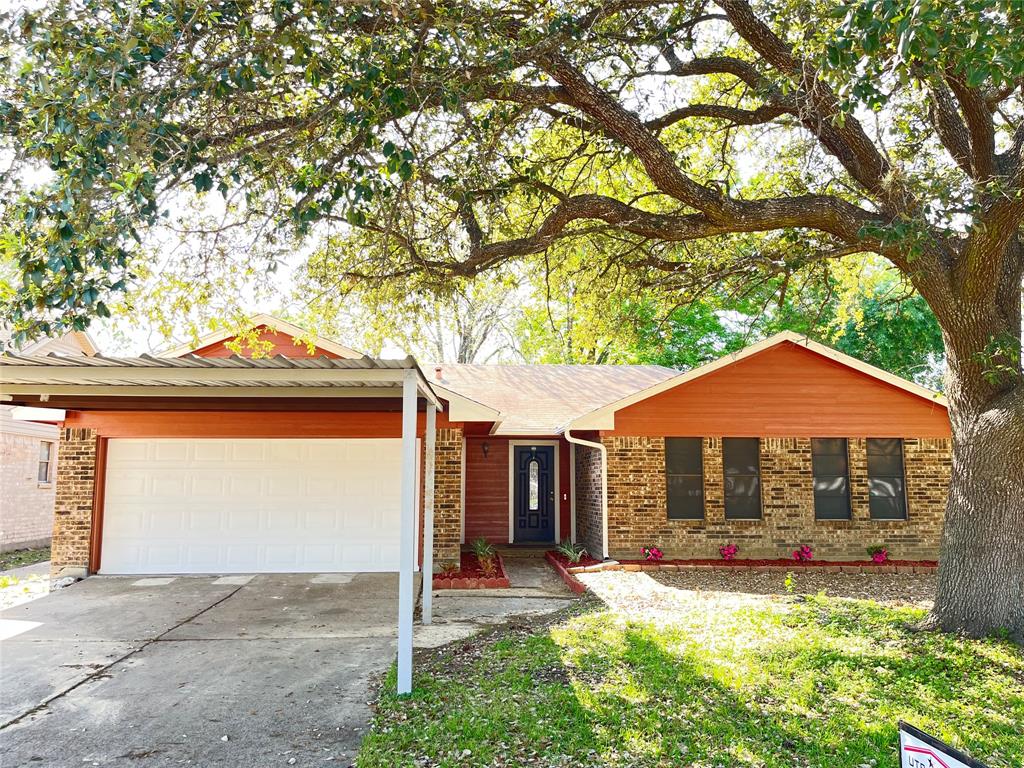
(470, 537, 495, 559)
(555, 539, 589, 564)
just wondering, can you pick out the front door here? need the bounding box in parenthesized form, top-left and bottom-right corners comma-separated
(512, 445, 556, 543)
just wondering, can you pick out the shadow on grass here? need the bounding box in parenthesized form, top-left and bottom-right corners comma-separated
(358, 597, 1023, 768)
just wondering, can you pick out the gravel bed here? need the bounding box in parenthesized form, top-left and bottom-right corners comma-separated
(577, 568, 936, 620)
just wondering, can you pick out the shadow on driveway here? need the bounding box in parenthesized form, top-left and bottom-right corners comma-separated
(0, 573, 405, 767)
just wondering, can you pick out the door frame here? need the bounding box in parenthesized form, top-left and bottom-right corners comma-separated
(507, 440, 560, 544)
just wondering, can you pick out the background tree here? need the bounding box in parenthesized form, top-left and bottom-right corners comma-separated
(1, 0, 1021, 637)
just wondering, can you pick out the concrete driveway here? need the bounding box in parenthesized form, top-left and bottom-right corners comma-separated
(0, 573, 409, 767)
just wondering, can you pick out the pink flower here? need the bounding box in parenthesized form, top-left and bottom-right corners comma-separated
(793, 545, 814, 562)
(719, 544, 739, 560)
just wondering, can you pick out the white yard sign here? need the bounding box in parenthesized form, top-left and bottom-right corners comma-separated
(900, 722, 988, 768)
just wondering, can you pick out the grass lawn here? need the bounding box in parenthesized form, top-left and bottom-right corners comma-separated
(0, 546, 50, 572)
(359, 591, 1023, 768)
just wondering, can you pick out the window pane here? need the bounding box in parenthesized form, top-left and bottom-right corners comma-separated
(725, 493, 761, 519)
(723, 438, 759, 475)
(39, 442, 52, 461)
(811, 438, 846, 455)
(812, 454, 848, 477)
(869, 476, 905, 498)
(815, 496, 850, 519)
(528, 459, 539, 511)
(814, 476, 848, 495)
(665, 438, 702, 475)
(38, 463, 49, 482)
(813, 437, 850, 520)
(870, 495, 907, 519)
(667, 475, 703, 520)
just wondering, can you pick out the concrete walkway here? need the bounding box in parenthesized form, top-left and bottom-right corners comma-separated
(417, 556, 577, 647)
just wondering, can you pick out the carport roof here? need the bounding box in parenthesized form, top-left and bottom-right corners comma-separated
(0, 352, 445, 408)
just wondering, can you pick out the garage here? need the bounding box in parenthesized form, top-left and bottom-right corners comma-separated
(99, 437, 417, 574)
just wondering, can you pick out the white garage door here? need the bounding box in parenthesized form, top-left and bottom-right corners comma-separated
(101, 438, 414, 574)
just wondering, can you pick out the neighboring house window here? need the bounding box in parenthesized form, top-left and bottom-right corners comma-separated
(867, 438, 908, 519)
(38, 441, 54, 483)
(723, 438, 761, 519)
(666, 438, 704, 520)
(812, 438, 851, 520)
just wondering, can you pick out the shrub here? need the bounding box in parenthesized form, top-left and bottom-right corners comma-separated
(642, 546, 664, 561)
(867, 545, 889, 563)
(470, 537, 495, 559)
(719, 543, 739, 560)
(479, 556, 499, 578)
(555, 539, 589, 564)
(439, 561, 460, 577)
(792, 544, 814, 562)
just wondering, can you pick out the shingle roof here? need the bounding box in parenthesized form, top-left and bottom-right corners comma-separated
(433, 363, 676, 435)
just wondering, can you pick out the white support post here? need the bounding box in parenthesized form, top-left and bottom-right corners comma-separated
(397, 370, 417, 695)
(422, 403, 436, 624)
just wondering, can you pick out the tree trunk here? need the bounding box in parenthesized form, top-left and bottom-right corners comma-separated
(927, 382, 1024, 640)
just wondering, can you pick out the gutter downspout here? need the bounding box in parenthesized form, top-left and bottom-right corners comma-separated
(563, 428, 609, 561)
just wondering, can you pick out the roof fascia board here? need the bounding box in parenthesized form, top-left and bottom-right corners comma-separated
(564, 331, 947, 432)
(430, 384, 502, 424)
(160, 314, 362, 359)
(0, 385, 412, 398)
(0, 366, 412, 385)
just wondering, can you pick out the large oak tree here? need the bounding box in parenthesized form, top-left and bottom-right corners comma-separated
(2, 0, 1022, 637)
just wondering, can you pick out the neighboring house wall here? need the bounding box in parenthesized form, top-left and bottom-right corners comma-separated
(574, 443, 604, 559)
(1, 408, 59, 551)
(601, 435, 950, 561)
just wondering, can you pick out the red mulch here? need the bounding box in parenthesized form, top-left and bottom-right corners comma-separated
(616, 558, 938, 568)
(433, 552, 510, 589)
(546, 551, 604, 569)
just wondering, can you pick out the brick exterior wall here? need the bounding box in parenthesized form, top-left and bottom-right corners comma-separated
(574, 444, 604, 558)
(0, 415, 60, 551)
(50, 428, 98, 578)
(432, 427, 463, 568)
(601, 435, 950, 561)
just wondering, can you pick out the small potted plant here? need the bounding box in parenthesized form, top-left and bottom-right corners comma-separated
(867, 545, 889, 564)
(641, 546, 664, 562)
(719, 543, 739, 561)
(792, 544, 814, 562)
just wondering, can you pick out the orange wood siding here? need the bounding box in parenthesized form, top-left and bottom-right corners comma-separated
(464, 438, 509, 543)
(464, 437, 570, 544)
(188, 326, 342, 358)
(64, 409, 456, 438)
(610, 342, 950, 438)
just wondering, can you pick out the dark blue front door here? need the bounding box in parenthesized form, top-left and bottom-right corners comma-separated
(513, 445, 555, 543)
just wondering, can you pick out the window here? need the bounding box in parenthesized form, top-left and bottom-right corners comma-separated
(38, 441, 54, 484)
(812, 438, 851, 520)
(867, 438, 907, 519)
(666, 438, 703, 519)
(723, 438, 761, 519)
(528, 459, 540, 511)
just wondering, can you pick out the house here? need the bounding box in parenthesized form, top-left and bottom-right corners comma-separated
(0, 317, 951, 579)
(0, 331, 98, 553)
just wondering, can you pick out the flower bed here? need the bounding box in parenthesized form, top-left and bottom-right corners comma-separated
(433, 552, 510, 589)
(589, 558, 938, 574)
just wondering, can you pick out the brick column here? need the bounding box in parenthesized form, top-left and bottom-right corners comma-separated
(432, 427, 463, 568)
(50, 428, 98, 580)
